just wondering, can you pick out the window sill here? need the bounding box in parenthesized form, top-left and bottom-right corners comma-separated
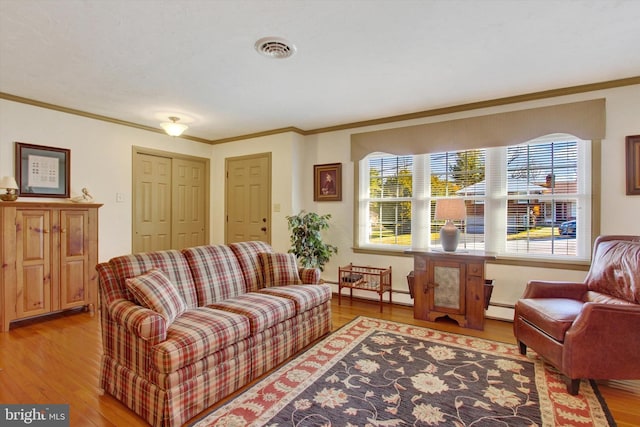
(352, 247, 590, 271)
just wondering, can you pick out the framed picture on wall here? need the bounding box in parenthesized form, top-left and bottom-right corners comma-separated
(15, 142, 70, 198)
(626, 135, 640, 195)
(314, 163, 342, 201)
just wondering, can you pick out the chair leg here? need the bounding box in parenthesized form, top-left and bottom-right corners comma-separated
(518, 341, 527, 355)
(567, 378, 580, 395)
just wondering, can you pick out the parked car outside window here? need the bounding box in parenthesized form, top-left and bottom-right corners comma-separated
(559, 220, 576, 236)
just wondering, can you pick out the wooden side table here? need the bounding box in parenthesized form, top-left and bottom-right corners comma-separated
(406, 249, 495, 330)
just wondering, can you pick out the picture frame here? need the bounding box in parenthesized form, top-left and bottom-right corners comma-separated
(626, 135, 640, 195)
(15, 142, 70, 198)
(314, 163, 342, 201)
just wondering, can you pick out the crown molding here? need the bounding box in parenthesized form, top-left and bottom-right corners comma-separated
(299, 76, 640, 136)
(209, 126, 306, 144)
(0, 92, 211, 144)
(2, 76, 639, 146)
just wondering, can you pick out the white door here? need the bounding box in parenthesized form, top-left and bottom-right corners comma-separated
(133, 153, 172, 252)
(225, 153, 271, 244)
(133, 149, 209, 252)
(172, 158, 207, 249)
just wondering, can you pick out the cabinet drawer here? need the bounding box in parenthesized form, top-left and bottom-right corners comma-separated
(468, 263, 483, 277)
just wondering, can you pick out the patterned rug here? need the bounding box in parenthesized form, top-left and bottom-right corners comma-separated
(192, 317, 615, 426)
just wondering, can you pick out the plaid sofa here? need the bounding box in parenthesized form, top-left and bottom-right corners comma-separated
(96, 241, 332, 426)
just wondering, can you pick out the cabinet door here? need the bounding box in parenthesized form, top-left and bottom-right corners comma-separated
(465, 263, 486, 330)
(59, 209, 90, 309)
(429, 260, 466, 315)
(15, 210, 52, 319)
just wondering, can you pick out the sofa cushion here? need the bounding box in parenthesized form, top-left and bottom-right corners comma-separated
(516, 298, 584, 342)
(151, 308, 251, 374)
(259, 284, 331, 312)
(586, 239, 640, 303)
(207, 293, 296, 334)
(229, 241, 274, 291)
(125, 269, 187, 325)
(109, 249, 199, 308)
(298, 267, 321, 284)
(182, 245, 247, 305)
(259, 252, 302, 287)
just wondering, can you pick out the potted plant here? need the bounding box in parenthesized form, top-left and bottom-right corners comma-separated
(286, 211, 338, 272)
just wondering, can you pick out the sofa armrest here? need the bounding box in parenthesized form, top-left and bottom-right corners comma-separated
(108, 299, 168, 344)
(564, 303, 640, 377)
(521, 280, 587, 300)
(298, 267, 321, 284)
(96, 262, 130, 306)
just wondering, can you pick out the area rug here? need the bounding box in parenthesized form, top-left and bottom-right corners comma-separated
(192, 317, 615, 426)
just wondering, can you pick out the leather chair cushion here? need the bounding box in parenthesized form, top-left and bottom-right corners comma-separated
(586, 239, 640, 303)
(586, 290, 636, 305)
(516, 298, 584, 342)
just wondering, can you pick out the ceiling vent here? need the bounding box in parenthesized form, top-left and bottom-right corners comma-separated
(255, 37, 296, 59)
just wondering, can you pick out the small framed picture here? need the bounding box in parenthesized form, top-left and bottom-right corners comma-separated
(626, 135, 640, 195)
(314, 163, 342, 201)
(16, 142, 71, 198)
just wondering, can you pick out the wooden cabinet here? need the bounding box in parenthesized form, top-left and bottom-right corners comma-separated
(1, 202, 101, 331)
(407, 250, 494, 330)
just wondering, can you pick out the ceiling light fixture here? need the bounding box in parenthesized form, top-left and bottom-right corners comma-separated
(160, 116, 188, 137)
(255, 37, 296, 59)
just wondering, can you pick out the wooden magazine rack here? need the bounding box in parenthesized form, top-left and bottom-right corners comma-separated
(338, 263, 392, 312)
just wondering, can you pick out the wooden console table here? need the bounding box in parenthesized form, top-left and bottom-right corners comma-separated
(406, 249, 495, 330)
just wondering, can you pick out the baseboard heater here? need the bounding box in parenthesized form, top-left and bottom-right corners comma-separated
(329, 288, 515, 311)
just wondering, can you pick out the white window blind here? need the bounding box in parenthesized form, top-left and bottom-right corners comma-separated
(365, 154, 414, 247)
(431, 149, 487, 251)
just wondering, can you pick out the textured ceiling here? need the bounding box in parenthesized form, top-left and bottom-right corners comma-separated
(1, 0, 639, 142)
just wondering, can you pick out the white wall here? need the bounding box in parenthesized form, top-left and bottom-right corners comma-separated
(2, 84, 639, 320)
(209, 132, 300, 251)
(0, 99, 213, 261)
(213, 84, 640, 318)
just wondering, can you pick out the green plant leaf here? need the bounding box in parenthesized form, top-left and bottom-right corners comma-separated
(286, 210, 338, 271)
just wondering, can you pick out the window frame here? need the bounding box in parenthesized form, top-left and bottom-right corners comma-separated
(353, 135, 600, 269)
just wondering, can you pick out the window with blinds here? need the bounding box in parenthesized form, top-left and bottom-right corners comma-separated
(431, 149, 487, 250)
(359, 134, 591, 259)
(503, 138, 584, 256)
(366, 155, 414, 246)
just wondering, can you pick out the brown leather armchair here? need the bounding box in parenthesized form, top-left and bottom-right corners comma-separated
(514, 235, 640, 394)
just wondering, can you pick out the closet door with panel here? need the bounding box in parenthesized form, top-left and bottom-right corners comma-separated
(133, 149, 209, 253)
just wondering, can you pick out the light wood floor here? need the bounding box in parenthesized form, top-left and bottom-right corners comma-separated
(0, 297, 638, 426)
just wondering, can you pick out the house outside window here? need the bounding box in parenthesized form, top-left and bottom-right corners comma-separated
(359, 134, 591, 260)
